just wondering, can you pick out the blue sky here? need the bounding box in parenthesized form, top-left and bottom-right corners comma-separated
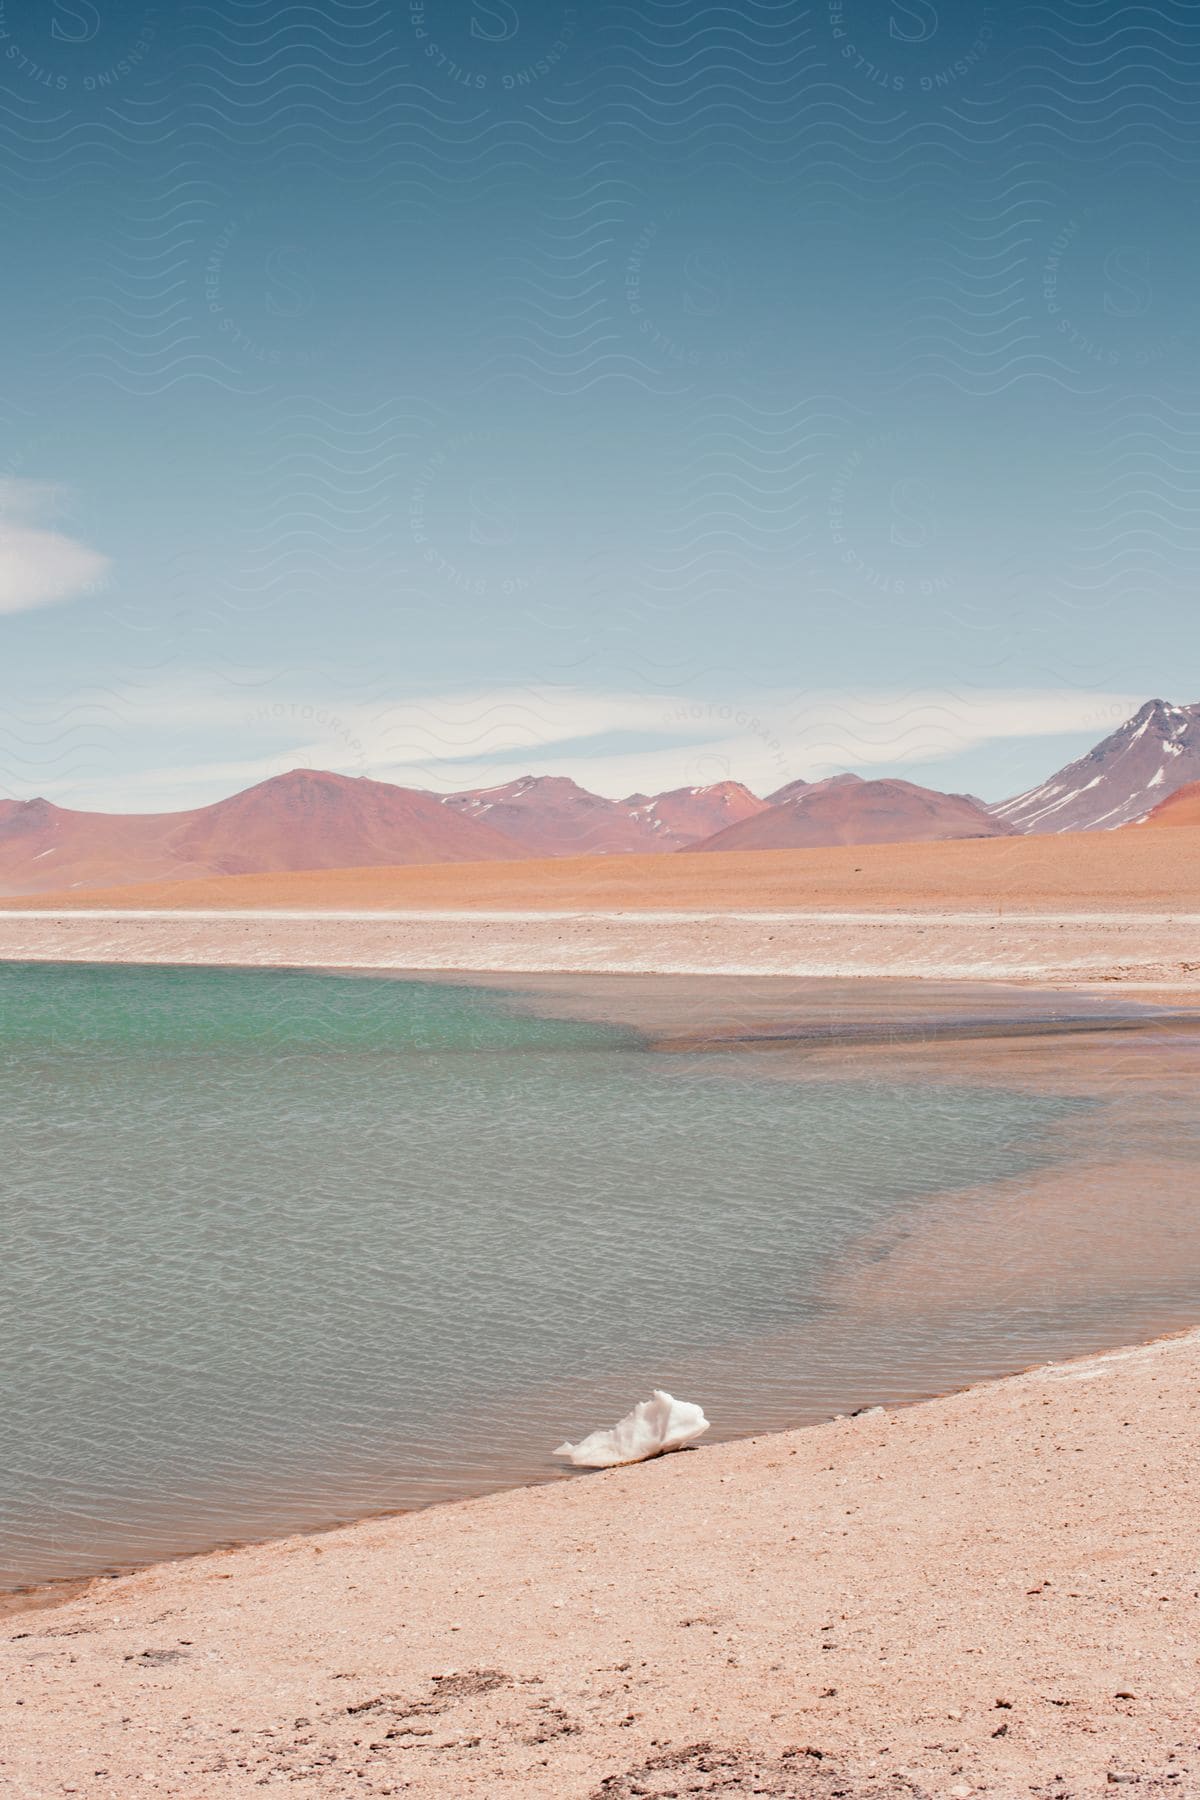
(1, 0, 1198, 810)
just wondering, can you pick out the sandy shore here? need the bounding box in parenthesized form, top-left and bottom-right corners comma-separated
(0, 904, 1197, 987)
(2, 1328, 1197, 1797)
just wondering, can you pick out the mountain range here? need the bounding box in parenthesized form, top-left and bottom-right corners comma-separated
(443, 775, 769, 856)
(0, 772, 524, 896)
(0, 697, 1196, 895)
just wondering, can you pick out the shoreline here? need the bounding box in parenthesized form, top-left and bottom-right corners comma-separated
(0, 904, 1198, 987)
(5, 1299, 1197, 1625)
(4, 1324, 1199, 1796)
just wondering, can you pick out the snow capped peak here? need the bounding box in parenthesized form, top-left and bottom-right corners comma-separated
(995, 698, 1200, 833)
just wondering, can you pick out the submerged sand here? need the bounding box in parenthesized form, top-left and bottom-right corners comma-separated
(2, 1328, 1197, 1797)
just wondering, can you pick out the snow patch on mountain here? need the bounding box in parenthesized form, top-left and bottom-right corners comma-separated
(993, 699, 1200, 833)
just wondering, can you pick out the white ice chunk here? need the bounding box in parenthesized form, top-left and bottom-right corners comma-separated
(554, 1390, 710, 1468)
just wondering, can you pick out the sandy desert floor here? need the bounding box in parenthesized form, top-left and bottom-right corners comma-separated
(1, 1328, 1197, 1798)
(2, 825, 1198, 914)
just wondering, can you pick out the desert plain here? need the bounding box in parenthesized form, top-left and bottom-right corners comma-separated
(0, 827, 1198, 989)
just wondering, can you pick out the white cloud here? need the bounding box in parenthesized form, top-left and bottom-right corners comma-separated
(355, 685, 1146, 800)
(0, 481, 109, 615)
(7, 680, 1147, 811)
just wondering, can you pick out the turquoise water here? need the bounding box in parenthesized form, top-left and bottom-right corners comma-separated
(0, 962, 1093, 1590)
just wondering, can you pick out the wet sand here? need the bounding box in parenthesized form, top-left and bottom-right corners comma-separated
(458, 967, 1198, 1040)
(495, 973, 1200, 1393)
(2, 1327, 1198, 1797)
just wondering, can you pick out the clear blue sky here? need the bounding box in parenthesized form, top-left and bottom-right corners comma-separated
(1, 0, 1196, 810)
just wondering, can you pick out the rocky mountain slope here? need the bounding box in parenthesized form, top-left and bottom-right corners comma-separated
(992, 699, 1200, 833)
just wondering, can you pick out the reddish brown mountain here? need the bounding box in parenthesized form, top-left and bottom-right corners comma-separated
(764, 772, 861, 806)
(1138, 779, 1200, 828)
(443, 775, 767, 855)
(442, 776, 649, 855)
(992, 699, 1200, 833)
(625, 781, 768, 845)
(0, 770, 524, 895)
(685, 777, 1014, 853)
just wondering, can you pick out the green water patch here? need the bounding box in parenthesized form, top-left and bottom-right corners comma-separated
(0, 961, 637, 1055)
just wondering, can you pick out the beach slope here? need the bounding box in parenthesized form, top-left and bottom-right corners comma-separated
(3, 1330, 1198, 1797)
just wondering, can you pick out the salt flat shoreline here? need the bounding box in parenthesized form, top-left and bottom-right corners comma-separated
(0, 905, 1197, 987)
(3, 1327, 1198, 1798)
